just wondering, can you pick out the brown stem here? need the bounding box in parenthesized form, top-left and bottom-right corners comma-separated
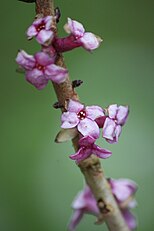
(35, 1, 130, 230)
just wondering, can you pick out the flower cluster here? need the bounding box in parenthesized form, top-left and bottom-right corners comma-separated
(16, 16, 102, 89)
(68, 178, 137, 231)
(60, 99, 129, 163)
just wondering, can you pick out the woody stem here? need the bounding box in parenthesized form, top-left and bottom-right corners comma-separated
(35, 0, 131, 230)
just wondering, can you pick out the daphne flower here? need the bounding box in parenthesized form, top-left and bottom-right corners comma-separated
(61, 100, 104, 138)
(68, 179, 137, 230)
(70, 136, 112, 163)
(64, 18, 102, 51)
(108, 178, 138, 230)
(27, 16, 54, 45)
(102, 104, 129, 143)
(68, 186, 99, 231)
(16, 50, 68, 89)
(108, 178, 137, 204)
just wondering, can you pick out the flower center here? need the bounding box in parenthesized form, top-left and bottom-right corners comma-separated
(35, 63, 45, 71)
(36, 22, 45, 32)
(77, 109, 86, 120)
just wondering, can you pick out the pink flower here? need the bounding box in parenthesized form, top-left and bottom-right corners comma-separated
(108, 178, 137, 204)
(27, 16, 54, 45)
(102, 104, 129, 143)
(16, 50, 68, 89)
(109, 178, 138, 230)
(64, 18, 102, 51)
(68, 179, 137, 230)
(68, 186, 99, 231)
(70, 136, 112, 163)
(61, 100, 104, 138)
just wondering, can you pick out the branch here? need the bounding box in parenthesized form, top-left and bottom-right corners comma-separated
(35, 0, 130, 230)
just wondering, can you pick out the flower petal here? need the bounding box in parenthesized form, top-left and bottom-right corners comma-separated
(116, 105, 129, 125)
(79, 135, 95, 147)
(26, 25, 37, 39)
(78, 118, 100, 139)
(32, 17, 44, 27)
(68, 209, 84, 231)
(67, 99, 84, 113)
(26, 69, 48, 90)
(108, 104, 118, 119)
(122, 209, 137, 230)
(92, 144, 112, 159)
(61, 112, 79, 129)
(16, 50, 35, 70)
(86, 105, 104, 120)
(36, 30, 54, 45)
(45, 64, 68, 83)
(102, 118, 116, 141)
(80, 32, 102, 51)
(69, 147, 91, 163)
(44, 15, 53, 30)
(109, 178, 138, 203)
(34, 52, 54, 66)
(64, 18, 85, 38)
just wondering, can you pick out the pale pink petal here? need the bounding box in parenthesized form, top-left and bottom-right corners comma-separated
(114, 125, 122, 142)
(80, 32, 101, 50)
(68, 209, 84, 231)
(26, 25, 37, 38)
(34, 52, 54, 66)
(16, 50, 35, 70)
(86, 105, 104, 120)
(32, 17, 43, 27)
(116, 105, 129, 125)
(92, 144, 112, 159)
(45, 64, 68, 83)
(26, 69, 48, 90)
(61, 112, 79, 129)
(36, 30, 54, 45)
(71, 185, 99, 215)
(128, 199, 137, 209)
(108, 104, 118, 119)
(108, 125, 122, 144)
(44, 16, 53, 30)
(122, 210, 137, 230)
(72, 190, 86, 209)
(78, 118, 100, 139)
(109, 178, 137, 203)
(103, 118, 116, 140)
(67, 99, 84, 113)
(65, 18, 85, 38)
(79, 136, 95, 146)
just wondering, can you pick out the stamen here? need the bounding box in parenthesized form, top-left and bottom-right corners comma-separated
(77, 110, 86, 120)
(35, 63, 45, 71)
(36, 22, 45, 32)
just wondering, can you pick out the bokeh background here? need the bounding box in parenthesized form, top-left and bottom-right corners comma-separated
(0, 0, 154, 230)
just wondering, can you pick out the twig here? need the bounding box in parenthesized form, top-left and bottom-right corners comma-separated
(35, 0, 130, 230)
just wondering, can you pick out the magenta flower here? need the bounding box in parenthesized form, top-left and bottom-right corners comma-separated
(27, 16, 54, 45)
(16, 50, 68, 89)
(108, 178, 137, 204)
(108, 178, 138, 230)
(68, 179, 137, 231)
(70, 136, 112, 163)
(102, 104, 129, 143)
(68, 186, 99, 231)
(61, 100, 105, 138)
(64, 18, 102, 51)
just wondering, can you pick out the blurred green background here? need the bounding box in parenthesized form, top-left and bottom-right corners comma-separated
(0, 0, 153, 230)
